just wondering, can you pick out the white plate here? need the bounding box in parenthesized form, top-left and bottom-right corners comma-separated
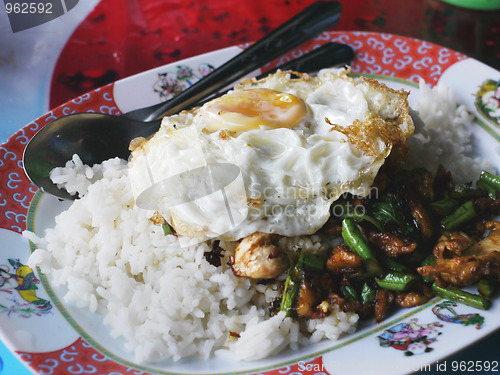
(1, 31, 499, 374)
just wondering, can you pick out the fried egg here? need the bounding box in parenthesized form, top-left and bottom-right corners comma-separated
(128, 68, 414, 241)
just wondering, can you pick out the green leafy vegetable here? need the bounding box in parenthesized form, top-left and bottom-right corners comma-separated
(361, 283, 376, 304)
(331, 198, 383, 230)
(371, 195, 416, 236)
(341, 285, 358, 302)
(162, 223, 175, 235)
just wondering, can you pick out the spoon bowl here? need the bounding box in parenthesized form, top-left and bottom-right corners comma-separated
(24, 113, 161, 200)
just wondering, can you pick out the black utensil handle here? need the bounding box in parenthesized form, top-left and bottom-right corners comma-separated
(262, 41, 354, 76)
(192, 41, 354, 108)
(133, 1, 342, 122)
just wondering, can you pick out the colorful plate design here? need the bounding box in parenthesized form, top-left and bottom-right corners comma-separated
(1, 31, 499, 375)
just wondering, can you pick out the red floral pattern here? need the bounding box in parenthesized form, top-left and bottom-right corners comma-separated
(267, 31, 465, 84)
(18, 338, 329, 375)
(0, 84, 116, 233)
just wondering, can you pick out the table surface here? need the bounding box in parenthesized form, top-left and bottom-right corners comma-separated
(0, 0, 499, 374)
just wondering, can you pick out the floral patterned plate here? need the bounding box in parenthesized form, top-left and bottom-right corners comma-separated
(0, 31, 499, 375)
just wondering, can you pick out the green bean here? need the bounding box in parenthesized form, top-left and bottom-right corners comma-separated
(432, 283, 491, 310)
(448, 183, 479, 200)
(478, 170, 500, 193)
(420, 254, 436, 283)
(375, 272, 418, 291)
(430, 198, 459, 216)
(477, 180, 498, 199)
(341, 219, 382, 276)
(441, 200, 477, 230)
(478, 279, 496, 298)
(361, 283, 376, 304)
(280, 253, 304, 317)
(477, 170, 500, 199)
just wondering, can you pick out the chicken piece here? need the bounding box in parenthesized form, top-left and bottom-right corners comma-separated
(433, 165, 453, 200)
(368, 232, 417, 258)
(296, 279, 316, 318)
(411, 169, 435, 201)
(328, 293, 362, 313)
(418, 223, 500, 286)
(231, 232, 288, 279)
(466, 221, 500, 256)
(418, 252, 500, 286)
(433, 231, 475, 259)
(321, 217, 342, 236)
(374, 289, 394, 323)
(372, 168, 388, 192)
(308, 301, 330, 320)
(408, 194, 433, 238)
(326, 245, 362, 275)
(395, 291, 431, 308)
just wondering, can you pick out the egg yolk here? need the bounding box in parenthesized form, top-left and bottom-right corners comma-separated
(203, 88, 307, 136)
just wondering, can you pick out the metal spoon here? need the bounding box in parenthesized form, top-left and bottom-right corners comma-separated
(23, 1, 346, 200)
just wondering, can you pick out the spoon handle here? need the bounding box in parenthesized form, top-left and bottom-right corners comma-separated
(128, 1, 342, 123)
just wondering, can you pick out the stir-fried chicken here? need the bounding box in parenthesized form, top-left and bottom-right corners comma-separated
(418, 253, 500, 287)
(433, 231, 475, 259)
(467, 221, 500, 256)
(395, 291, 432, 308)
(374, 289, 394, 323)
(326, 245, 362, 275)
(296, 278, 316, 318)
(411, 169, 435, 201)
(368, 232, 417, 258)
(418, 221, 500, 287)
(231, 232, 289, 279)
(329, 293, 362, 313)
(408, 194, 434, 238)
(224, 167, 500, 325)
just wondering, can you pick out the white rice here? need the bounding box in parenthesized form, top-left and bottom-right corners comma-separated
(28, 156, 358, 362)
(26, 80, 485, 363)
(406, 80, 490, 182)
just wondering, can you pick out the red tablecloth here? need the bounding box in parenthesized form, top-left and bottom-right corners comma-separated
(49, 0, 500, 108)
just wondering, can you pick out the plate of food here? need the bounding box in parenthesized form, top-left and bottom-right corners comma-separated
(1, 31, 499, 375)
